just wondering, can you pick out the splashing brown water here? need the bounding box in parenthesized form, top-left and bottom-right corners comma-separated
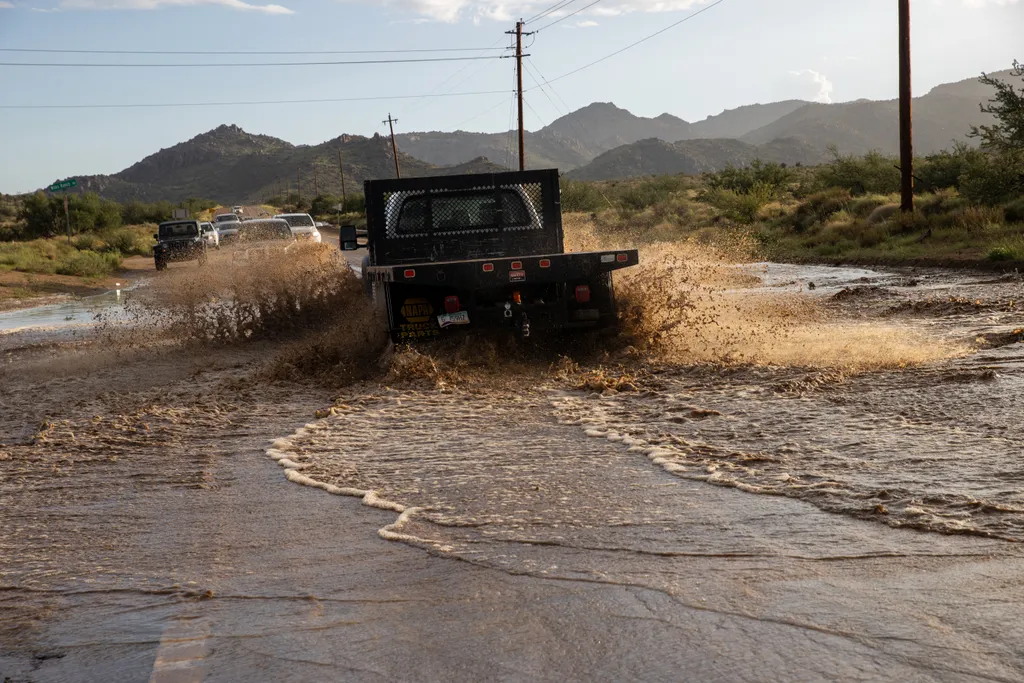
(563, 214, 965, 371)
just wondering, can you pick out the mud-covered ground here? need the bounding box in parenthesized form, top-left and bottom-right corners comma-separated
(2, 243, 1023, 682)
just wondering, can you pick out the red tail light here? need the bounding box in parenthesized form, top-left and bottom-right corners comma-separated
(616, 253, 628, 263)
(539, 259, 551, 268)
(511, 261, 523, 270)
(444, 295, 460, 314)
(482, 263, 494, 273)
(403, 269, 416, 279)
(575, 285, 591, 303)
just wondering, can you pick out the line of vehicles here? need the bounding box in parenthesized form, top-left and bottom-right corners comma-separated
(152, 209, 324, 271)
(154, 170, 640, 341)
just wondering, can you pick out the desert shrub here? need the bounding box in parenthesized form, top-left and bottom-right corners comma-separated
(958, 150, 1024, 205)
(55, 249, 122, 277)
(916, 189, 968, 217)
(1004, 197, 1024, 223)
(121, 200, 176, 225)
(917, 144, 986, 191)
(73, 234, 102, 251)
(701, 183, 773, 224)
(102, 227, 155, 256)
(948, 205, 1005, 232)
(705, 160, 793, 195)
(848, 194, 892, 219)
(815, 148, 902, 195)
(560, 180, 605, 213)
(792, 188, 852, 231)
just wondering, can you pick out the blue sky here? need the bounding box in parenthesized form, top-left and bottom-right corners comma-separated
(0, 0, 1020, 193)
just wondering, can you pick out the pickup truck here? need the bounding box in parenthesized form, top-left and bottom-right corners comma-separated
(359, 169, 638, 341)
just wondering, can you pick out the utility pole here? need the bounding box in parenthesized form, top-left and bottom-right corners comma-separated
(383, 114, 401, 178)
(338, 148, 347, 207)
(506, 20, 533, 171)
(898, 0, 914, 213)
(313, 164, 319, 197)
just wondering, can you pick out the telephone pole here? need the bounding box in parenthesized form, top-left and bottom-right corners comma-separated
(506, 20, 533, 171)
(383, 114, 401, 178)
(338, 148, 347, 206)
(898, 0, 914, 213)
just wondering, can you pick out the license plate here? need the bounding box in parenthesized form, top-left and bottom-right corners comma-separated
(509, 270, 526, 282)
(437, 310, 470, 328)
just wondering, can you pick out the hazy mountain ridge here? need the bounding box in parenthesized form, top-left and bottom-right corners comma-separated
(57, 68, 1010, 200)
(566, 137, 823, 181)
(73, 126, 505, 204)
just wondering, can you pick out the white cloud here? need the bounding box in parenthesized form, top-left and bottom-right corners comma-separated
(789, 68, 834, 104)
(59, 0, 293, 13)
(0, 1, 14, 7)
(960, 0, 1019, 6)
(576, 19, 598, 26)
(368, 0, 706, 24)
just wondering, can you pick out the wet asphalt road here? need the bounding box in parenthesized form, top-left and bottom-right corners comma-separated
(3, 262, 1024, 682)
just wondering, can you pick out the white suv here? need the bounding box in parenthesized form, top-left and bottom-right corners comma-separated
(274, 213, 322, 243)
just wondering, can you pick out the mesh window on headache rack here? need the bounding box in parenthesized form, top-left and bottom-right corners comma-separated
(393, 187, 539, 236)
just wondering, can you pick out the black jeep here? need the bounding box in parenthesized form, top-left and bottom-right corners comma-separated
(153, 220, 209, 271)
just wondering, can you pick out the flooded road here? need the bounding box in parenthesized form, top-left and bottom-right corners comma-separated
(2, 260, 1023, 682)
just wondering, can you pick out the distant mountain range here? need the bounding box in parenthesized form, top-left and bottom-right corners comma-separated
(61, 69, 1009, 202)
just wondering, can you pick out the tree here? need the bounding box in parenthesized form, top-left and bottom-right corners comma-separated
(969, 60, 1024, 153)
(19, 192, 62, 238)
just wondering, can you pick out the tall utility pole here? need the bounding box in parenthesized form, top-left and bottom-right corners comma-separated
(383, 114, 401, 178)
(506, 20, 533, 171)
(313, 164, 320, 197)
(338, 148, 347, 206)
(898, 0, 914, 213)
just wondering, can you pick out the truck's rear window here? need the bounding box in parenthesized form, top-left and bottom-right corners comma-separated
(396, 189, 533, 235)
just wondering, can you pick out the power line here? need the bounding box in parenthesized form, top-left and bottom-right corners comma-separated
(533, 0, 602, 31)
(538, 0, 729, 85)
(0, 46, 506, 56)
(0, 89, 509, 110)
(454, 94, 514, 129)
(0, 55, 505, 68)
(398, 34, 510, 118)
(525, 0, 578, 24)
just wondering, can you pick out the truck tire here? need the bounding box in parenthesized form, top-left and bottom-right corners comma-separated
(594, 272, 619, 331)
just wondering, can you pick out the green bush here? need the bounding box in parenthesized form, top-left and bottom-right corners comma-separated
(73, 234, 102, 251)
(560, 180, 605, 213)
(705, 159, 793, 195)
(848, 194, 893, 219)
(815, 148, 902, 195)
(55, 250, 122, 277)
(792, 188, 852, 231)
(701, 183, 773, 224)
(958, 150, 1024, 205)
(917, 144, 986, 191)
(1004, 197, 1024, 223)
(102, 227, 155, 256)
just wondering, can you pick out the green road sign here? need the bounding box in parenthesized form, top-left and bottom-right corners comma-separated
(48, 178, 77, 192)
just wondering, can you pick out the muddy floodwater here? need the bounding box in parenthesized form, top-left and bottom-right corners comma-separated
(2, 261, 1023, 682)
